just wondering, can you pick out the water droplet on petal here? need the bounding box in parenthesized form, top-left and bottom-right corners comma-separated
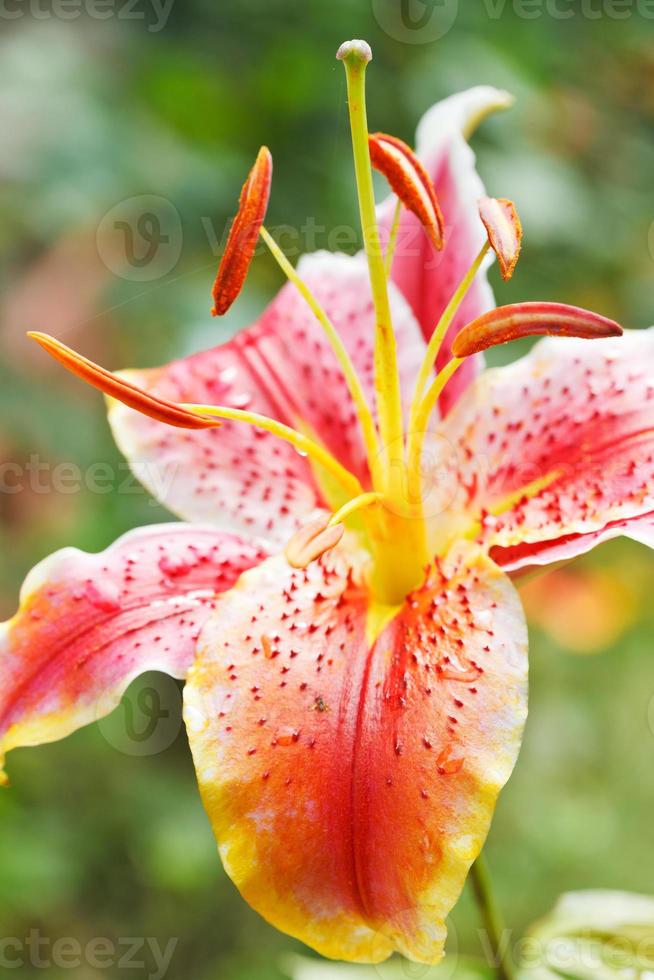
(276, 727, 300, 746)
(84, 580, 121, 613)
(219, 367, 237, 384)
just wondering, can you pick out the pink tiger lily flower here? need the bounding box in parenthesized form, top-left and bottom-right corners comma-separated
(1, 39, 652, 967)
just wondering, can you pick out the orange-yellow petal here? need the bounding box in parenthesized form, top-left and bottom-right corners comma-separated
(184, 539, 527, 964)
(211, 146, 273, 316)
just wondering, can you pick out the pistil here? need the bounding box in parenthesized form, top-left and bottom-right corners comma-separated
(337, 41, 405, 497)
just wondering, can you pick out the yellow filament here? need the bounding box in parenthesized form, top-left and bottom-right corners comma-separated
(259, 225, 380, 471)
(183, 403, 363, 498)
(328, 491, 383, 527)
(384, 198, 402, 278)
(406, 358, 464, 504)
(340, 51, 405, 493)
(409, 242, 490, 433)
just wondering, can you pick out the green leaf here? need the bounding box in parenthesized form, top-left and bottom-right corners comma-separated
(518, 890, 654, 978)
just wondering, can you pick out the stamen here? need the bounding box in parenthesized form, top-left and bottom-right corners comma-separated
(328, 491, 383, 527)
(211, 146, 272, 316)
(409, 242, 490, 431)
(478, 197, 522, 281)
(183, 403, 363, 498)
(407, 358, 464, 503)
(369, 133, 444, 251)
(285, 515, 345, 569)
(259, 225, 380, 469)
(452, 302, 623, 357)
(338, 40, 404, 492)
(27, 332, 363, 500)
(384, 198, 402, 278)
(28, 332, 221, 430)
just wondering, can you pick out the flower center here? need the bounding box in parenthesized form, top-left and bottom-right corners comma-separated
(29, 38, 622, 611)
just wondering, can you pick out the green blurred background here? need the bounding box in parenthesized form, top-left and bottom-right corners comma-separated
(1, 1, 653, 977)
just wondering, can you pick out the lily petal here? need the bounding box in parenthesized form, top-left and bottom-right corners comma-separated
(379, 87, 512, 414)
(0, 524, 266, 782)
(110, 251, 426, 545)
(434, 329, 654, 571)
(184, 540, 527, 964)
(494, 510, 654, 572)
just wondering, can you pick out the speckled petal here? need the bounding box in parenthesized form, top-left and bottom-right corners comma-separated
(494, 510, 654, 572)
(0, 523, 266, 782)
(109, 251, 426, 545)
(184, 540, 527, 964)
(378, 87, 511, 415)
(434, 329, 654, 571)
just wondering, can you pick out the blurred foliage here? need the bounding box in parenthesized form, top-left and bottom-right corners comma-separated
(0, 2, 653, 978)
(520, 889, 654, 978)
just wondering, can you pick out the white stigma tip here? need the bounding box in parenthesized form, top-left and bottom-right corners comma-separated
(336, 39, 372, 64)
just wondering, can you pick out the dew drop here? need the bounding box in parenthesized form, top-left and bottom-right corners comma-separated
(276, 727, 300, 746)
(84, 580, 121, 613)
(219, 366, 237, 384)
(232, 392, 253, 409)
